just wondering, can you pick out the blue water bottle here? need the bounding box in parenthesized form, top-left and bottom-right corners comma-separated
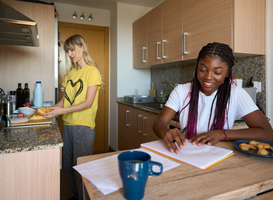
(33, 81, 43, 108)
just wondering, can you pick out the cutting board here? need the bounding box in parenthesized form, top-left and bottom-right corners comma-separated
(9, 118, 52, 127)
(149, 82, 156, 97)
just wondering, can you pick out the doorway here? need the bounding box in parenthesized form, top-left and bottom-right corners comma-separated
(58, 22, 109, 153)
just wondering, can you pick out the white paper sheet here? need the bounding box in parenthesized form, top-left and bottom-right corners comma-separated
(73, 148, 180, 195)
(141, 140, 233, 170)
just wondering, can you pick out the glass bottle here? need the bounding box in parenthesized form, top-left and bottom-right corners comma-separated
(23, 83, 30, 104)
(16, 83, 23, 109)
(9, 91, 16, 113)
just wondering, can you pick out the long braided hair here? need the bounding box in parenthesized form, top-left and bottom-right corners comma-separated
(185, 42, 235, 139)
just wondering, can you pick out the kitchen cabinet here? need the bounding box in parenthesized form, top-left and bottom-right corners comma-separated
(0, 0, 55, 103)
(146, 0, 183, 66)
(133, 15, 148, 68)
(118, 104, 159, 150)
(182, 0, 265, 60)
(118, 104, 131, 150)
(0, 124, 62, 200)
(133, 0, 265, 67)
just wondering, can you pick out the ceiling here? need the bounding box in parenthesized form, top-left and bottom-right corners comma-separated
(46, 0, 164, 10)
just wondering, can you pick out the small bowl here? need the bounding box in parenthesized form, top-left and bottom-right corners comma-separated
(18, 107, 36, 116)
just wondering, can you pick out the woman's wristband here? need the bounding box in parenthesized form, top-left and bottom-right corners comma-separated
(220, 129, 227, 142)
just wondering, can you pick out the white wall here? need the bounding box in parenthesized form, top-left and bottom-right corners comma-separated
(117, 3, 152, 97)
(109, 3, 153, 150)
(54, 3, 110, 26)
(109, 4, 118, 151)
(266, 0, 273, 125)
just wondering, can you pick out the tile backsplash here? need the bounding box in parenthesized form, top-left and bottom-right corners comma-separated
(151, 55, 266, 115)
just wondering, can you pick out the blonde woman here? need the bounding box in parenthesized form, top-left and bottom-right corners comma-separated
(43, 34, 102, 200)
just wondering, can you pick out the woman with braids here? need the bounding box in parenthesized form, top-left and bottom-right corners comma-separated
(42, 34, 102, 200)
(153, 42, 273, 154)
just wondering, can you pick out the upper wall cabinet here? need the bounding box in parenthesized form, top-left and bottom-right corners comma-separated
(133, 15, 148, 68)
(133, 0, 265, 68)
(182, 0, 265, 60)
(147, 0, 183, 66)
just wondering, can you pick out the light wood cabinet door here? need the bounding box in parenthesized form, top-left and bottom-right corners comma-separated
(162, 0, 183, 63)
(233, 0, 265, 54)
(118, 104, 159, 150)
(118, 104, 131, 150)
(182, 0, 232, 60)
(147, 4, 163, 66)
(182, 0, 265, 60)
(133, 15, 148, 68)
(130, 107, 158, 149)
(142, 111, 160, 143)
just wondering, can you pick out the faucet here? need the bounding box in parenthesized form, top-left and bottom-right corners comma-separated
(160, 82, 175, 89)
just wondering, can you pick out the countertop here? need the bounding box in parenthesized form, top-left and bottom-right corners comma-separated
(0, 123, 63, 154)
(117, 98, 247, 127)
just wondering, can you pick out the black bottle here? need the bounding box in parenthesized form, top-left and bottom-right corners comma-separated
(23, 83, 30, 104)
(16, 83, 23, 109)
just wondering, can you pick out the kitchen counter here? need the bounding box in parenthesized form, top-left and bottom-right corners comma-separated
(0, 123, 63, 200)
(117, 98, 247, 128)
(0, 123, 63, 154)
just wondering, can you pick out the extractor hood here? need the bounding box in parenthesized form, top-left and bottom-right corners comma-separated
(0, 0, 39, 47)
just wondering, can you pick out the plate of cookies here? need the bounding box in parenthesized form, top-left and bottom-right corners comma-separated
(233, 139, 273, 158)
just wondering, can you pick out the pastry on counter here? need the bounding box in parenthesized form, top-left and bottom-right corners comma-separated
(29, 114, 47, 120)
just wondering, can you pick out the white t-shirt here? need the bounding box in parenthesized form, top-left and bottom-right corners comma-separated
(165, 83, 258, 134)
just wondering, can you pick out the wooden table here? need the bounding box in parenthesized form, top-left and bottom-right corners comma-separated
(77, 142, 273, 200)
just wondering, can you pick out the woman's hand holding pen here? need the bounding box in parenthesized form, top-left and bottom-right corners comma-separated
(162, 127, 187, 154)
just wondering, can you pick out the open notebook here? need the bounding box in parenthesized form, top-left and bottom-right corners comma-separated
(141, 140, 233, 171)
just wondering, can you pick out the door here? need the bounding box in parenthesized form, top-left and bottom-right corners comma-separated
(58, 22, 109, 153)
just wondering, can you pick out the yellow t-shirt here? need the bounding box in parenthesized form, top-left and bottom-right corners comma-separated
(62, 65, 101, 129)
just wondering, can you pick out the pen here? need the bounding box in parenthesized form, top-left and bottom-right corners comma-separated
(172, 127, 187, 143)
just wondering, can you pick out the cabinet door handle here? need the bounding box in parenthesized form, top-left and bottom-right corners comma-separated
(138, 114, 142, 133)
(156, 42, 161, 60)
(142, 47, 147, 63)
(126, 110, 130, 126)
(143, 117, 147, 136)
(183, 32, 188, 55)
(162, 40, 166, 59)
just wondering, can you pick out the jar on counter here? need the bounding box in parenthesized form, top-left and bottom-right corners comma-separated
(3, 94, 13, 127)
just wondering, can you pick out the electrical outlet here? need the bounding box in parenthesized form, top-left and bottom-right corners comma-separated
(253, 81, 261, 93)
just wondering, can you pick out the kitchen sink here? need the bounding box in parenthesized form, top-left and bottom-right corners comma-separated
(138, 102, 165, 110)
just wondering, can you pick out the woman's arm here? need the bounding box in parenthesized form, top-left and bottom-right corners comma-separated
(42, 85, 98, 118)
(189, 110, 273, 145)
(153, 107, 186, 154)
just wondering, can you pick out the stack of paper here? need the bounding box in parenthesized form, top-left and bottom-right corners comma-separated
(73, 148, 180, 195)
(141, 140, 233, 170)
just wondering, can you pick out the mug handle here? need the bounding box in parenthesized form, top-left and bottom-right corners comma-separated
(149, 161, 163, 176)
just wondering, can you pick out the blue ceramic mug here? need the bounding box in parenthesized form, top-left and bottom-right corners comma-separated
(118, 150, 163, 200)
